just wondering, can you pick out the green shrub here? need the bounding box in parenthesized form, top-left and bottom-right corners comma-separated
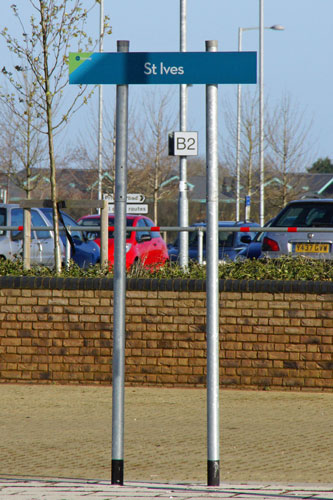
(0, 256, 332, 281)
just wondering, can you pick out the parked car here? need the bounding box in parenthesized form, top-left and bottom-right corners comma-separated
(262, 199, 333, 259)
(236, 218, 275, 260)
(168, 221, 260, 263)
(77, 214, 169, 269)
(39, 207, 100, 268)
(0, 204, 100, 268)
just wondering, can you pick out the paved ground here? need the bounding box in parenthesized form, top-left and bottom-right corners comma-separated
(0, 385, 332, 498)
(0, 478, 333, 499)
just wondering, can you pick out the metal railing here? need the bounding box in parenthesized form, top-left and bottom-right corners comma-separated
(2, 217, 333, 269)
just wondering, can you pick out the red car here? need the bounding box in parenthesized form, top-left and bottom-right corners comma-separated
(77, 214, 169, 270)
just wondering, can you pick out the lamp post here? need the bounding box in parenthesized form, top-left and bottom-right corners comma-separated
(97, 0, 104, 203)
(259, 0, 285, 225)
(236, 22, 284, 222)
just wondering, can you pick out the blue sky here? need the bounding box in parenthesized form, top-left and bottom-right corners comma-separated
(1, 1, 332, 165)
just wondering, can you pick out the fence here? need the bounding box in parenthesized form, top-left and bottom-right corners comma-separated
(0, 199, 332, 268)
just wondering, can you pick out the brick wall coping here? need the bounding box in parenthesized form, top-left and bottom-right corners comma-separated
(0, 276, 333, 294)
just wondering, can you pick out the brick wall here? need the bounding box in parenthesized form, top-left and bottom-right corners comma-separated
(0, 277, 333, 390)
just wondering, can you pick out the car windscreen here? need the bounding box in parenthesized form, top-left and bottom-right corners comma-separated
(79, 218, 134, 239)
(60, 213, 83, 241)
(41, 208, 83, 240)
(273, 202, 333, 228)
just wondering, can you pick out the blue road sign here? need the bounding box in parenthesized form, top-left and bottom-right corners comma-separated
(69, 51, 257, 85)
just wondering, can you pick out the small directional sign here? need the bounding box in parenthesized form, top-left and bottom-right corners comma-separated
(108, 204, 148, 214)
(127, 193, 145, 203)
(69, 51, 257, 85)
(103, 193, 145, 203)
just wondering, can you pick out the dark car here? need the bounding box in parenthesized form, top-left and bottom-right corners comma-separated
(237, 218, 275, 260)
(77, 214, 169, 269)
(261, 199, 333, 259)
(168, 221, 260, 263)
(39, 208, 100, 268)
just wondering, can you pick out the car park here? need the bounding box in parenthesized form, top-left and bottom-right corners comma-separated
(262, 199, 333, 259)
(168, 221, 260, 263)
(0, 204, 100, 268)
(77, 214, 169, 269)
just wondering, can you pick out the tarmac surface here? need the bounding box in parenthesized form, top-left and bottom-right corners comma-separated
(0, 385, 332, 499)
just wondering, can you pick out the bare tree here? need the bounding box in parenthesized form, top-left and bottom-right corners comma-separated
(265, 93, 315, 210)
(130, 90, 178, 224)
(0, 118, 16, 200)
(0, 75, 46, 199)
(1, 0, 111, 272)
(222, 89, 260, 220)
(72, 103, 123, 199)
(222, 90, 315, 221)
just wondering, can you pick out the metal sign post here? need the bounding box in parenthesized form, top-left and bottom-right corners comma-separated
(111, 40, 129, 486)
(205, 40, 220, 487)
(69, 44, 256, 488)
(179, 0, 189, 270)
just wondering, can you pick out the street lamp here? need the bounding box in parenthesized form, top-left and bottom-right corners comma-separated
(259, 0, 285, 225)
(236, 22, 284, 221)
(97, 0, 104, 203)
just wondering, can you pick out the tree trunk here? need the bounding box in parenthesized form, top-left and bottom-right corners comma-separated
(40, 1, 61, 273)
(26, 108, 31, 200)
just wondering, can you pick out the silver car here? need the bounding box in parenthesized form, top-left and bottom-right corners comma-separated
(0, 203, 100, 268)
(0, 204, 55, 265)
(262, 198, 333, 259)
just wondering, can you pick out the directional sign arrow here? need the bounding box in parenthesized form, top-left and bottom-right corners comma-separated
(126, 193, 145, 203)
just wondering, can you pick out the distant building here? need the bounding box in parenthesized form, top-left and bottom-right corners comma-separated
(0, 169, 113, 204)
(1, 169, 333, 206)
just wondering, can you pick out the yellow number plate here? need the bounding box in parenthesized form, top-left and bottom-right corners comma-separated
(295, 243, 330, 253)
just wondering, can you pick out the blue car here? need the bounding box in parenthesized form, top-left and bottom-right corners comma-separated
(39, 207, 100, 268)
(236, 231, 264, 260)
(168, 221, 260, 263)
(237, 218, 275, 260)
